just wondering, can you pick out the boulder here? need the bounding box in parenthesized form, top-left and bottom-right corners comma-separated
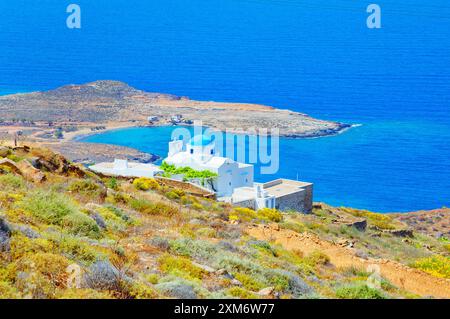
(337, 238, 355, 247)
(82, 260, 122, 291)
(313, 203, 325, 210)
(345, 219, 367, 231)
(0, 158, 21, 175)
(148, 237, 170, 251)
(217, 241, 239, 252)
(257, 287, 275, 297)
(231, 279, 242, 286)
(16, 160, 46, 183)
(85, 203, 103, 211)
(10, 224, 40, 239)
(387, 229, 414, 238)
(0, 217, 12, 252)
(282, 271, 314, 296)
(0, 158, 46, 183)
(32, 152, 86, 178)
(0, 146, 10, 158)
(269, 223, 280, 231)
(192, 262, 215, 273)
(90, 212, 107, 230)
(215, 269, 234, 279)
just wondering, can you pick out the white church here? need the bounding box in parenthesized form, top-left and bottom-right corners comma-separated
(89, 134, 313, 213)
(165, 135, 254, 197)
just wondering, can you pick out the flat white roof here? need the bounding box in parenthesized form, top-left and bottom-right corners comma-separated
(263, 179, 311, 197)
(89, 161, 163, 178)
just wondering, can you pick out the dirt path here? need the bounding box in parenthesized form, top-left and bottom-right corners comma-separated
(246, 224, 450, 298)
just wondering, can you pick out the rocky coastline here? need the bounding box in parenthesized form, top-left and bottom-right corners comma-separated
(0, 80, 353, 163)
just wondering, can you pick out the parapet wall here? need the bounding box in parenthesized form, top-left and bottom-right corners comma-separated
(155, 177, 216, 199)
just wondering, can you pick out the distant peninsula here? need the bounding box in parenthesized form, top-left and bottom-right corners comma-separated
(0, 80, 350, 138)
(0, 80, 351, 163)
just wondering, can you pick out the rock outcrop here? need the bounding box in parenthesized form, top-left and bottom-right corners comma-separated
(0, 158, 46, 183)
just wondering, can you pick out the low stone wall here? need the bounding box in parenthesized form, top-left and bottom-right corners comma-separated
(233, 199, 256, 210)
(274, 184, 313, 213)
(155, 177, 215, 199)
(262, 179, 283, 189)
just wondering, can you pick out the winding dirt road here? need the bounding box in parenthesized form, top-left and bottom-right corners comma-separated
(246, 224, 450, 298)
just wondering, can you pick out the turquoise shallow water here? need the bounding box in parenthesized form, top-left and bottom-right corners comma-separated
(82, 123, 450, 213)
(1, 0, 450, 212)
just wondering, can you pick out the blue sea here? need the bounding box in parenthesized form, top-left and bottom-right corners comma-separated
(1, 1, 449, 212)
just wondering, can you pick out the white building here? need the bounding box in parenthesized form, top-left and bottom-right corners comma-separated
(89, 159, 163, 178)
(164, 135, 253, 197)
(88, 135, 313, 213)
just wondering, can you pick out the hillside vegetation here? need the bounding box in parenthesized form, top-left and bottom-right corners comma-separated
(0, 145, 449, 299)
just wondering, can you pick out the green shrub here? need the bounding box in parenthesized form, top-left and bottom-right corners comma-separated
(234, 273, 264, 291)
(94, 205, 132, 232)
(267, 272, 290, 292)
(191, 202, 204, 211)
(169, 238, 217, 259)
(335, 284, 386, 299)
(196, 227, 216, 238)
(0, 174, 25, 191)
(57, 288, 113, 299)
(133, 177, 160, 191)
(126, 281, 159, 299)
(145, 273, 160, 285)
(6, 154, 22, 163)
(106, 177, 119, 191)
(229, 207, 257, 222)
(0, 281, 21, 299)
(280, 221, 306, 234)
(68, 180, 101, 194)
(160, 162, 217, 180)
(18, 190, 78, 224)
(106, 192, 131, 205)
(216, 254, 262, 275)
(13, 252, 71, 298)
(128, 197, 178, 216)
(9, 234, 55, 261)
(305, 251, 330, 266)
(51, 234, 103, 263)
(411, 255, 450, 279)
(180, 196, 193, 205)
(444, 244, 450, 254)
(61, 212, 101, 238)
(249, 240, 276, 255)
(226, 287, 257, 299)
(229, 207, 283, 223)
(165, 191, 181, 200)
(158, 254, 206, 281)
(17, 190, 100, 238)
(145, 202, 178, 217)
(128, 197, 152, 212)
(257, 208, 283, 222)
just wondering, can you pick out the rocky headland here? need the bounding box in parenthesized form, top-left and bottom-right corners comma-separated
(0, 80, 352, 164)
(0, 80, 350, 137)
